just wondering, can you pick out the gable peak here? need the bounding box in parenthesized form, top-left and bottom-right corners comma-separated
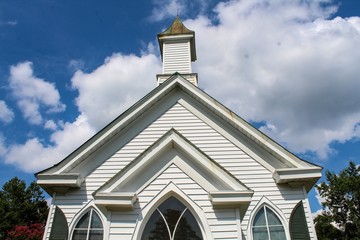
(158, 16, 194, 36)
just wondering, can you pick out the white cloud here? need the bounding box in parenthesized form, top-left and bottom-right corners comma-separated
(312, 209, 323, 219)
(0, 134, 7, 156)
(68, 59, 85, 71)
(44, 120, 58, 131)
(3, 0, 360, 173)
(0, 101, 14, 124)
(4, 114, 95, 173)
(71, 53, 161, 130)
(0, 20, 18, 26)
(9, 61, 66, 125)
(315, 187, 326, 206)
(149, 0, 186, 22)
(2, 52, 161, 172)
(149, 0, 208, 22)
(184, 0, 360, 159)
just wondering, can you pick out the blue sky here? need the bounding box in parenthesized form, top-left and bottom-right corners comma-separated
(1, 0, 359, 215)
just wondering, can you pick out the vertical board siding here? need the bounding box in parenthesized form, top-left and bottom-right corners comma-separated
(51, 102, 315, 239)
(163, 41, 191, 74)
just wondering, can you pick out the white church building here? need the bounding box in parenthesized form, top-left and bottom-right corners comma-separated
(36, 17, 322, 240)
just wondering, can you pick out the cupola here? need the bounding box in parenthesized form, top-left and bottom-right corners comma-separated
(157, 17, 198, 86)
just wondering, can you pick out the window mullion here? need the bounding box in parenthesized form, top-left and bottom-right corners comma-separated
(264, 207, 271, 240)
(157, 208, 172, 240)
(171, 208, 188, 240)
(86, 209, 93, 240)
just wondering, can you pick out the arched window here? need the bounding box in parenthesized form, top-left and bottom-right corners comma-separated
(252, 205, 286, 240)
(141, 196, 203, 240)
(72, 208, 103, 240)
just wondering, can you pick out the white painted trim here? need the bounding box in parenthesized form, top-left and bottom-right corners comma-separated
(94, 192, 137, 210)
(158, 34, 194, 41)
(132, 182, 213, 240)
(247, 196, 291, 240)
(273, 168, 322, 183)
(236, 208, 242, 240)
(178, 99, 277, 172)
(302, 186, 318, 240)
(43, 202, 54, 240)
(94, 129, 250, 197)
(68, 201, 108, 240)
(42, 75, 320, 177)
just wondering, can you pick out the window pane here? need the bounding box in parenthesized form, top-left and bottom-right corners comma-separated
(72, 230, 88, 240)
(158, 196, 186, 214)
(141, 210, 170, 240)
(269, 226, 286, 240)
(163, 208, 182, 235)
(158, 197, 186, 235)
(89, 230, 104, 240)
(253, 207, 266, 226)
(266, 207, 282, 226)
(174, 210, 202, 240)
(76, 212, 90, 229)
(253, 226, 269, 240)
(91, 211, 102, 229)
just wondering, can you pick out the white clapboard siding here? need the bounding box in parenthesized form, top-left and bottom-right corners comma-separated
(50, 102, 315, 239)
(109, 164, 240, 240)
(163, 41, 191, 74)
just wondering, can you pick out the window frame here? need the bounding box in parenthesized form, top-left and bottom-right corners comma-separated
(248, 197, 290, 240)
(70, 208, 104, 240)
(140, 196, 203, 240)
(252, 205, 286, 240)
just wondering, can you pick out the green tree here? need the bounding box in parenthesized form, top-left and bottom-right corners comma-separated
(316, 161, 360, 240)
(0, 177, 48, 240)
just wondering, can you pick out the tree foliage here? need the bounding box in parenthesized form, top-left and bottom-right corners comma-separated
(316, 161, 360, 240)
(0, 177, 48, 240)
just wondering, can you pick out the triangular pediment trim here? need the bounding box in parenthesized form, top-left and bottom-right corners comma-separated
(93, 129, 253, 210)
(37, 73, 321, 194)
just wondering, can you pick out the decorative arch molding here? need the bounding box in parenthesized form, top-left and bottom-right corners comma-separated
(68, 201, 108, 240)
(247, 196, 290, 240)
(132, 182, 213, 240)
(93, 129, 253, 212)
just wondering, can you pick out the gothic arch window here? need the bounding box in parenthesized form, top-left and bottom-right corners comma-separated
(72, 208, 103, 240)
(252, 205, 286, 240)
(141, 196, 203, 240)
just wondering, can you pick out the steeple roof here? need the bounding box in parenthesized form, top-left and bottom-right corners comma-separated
(158, 16, 194, 36)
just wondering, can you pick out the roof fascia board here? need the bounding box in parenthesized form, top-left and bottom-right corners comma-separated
(172, 81, 321, 170)
(273, 168, 322, 183)
(95, 129, 250, 195)
(158, 34, 194, 41)
(39, 74, 187, 175)
(177, 98, 277, 172)
(36, 173, 82, 195)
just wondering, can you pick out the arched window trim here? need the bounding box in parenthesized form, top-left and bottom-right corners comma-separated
(69, 203, 106, 240)
(247, 196, 290, 240)
(133, 182, 213, 240)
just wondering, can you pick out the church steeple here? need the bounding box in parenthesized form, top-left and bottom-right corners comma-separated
(157, 17, 198, 86)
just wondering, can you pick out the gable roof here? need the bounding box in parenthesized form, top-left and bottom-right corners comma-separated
(36, 73, 321, 193)
(92, 128, 253, 212)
